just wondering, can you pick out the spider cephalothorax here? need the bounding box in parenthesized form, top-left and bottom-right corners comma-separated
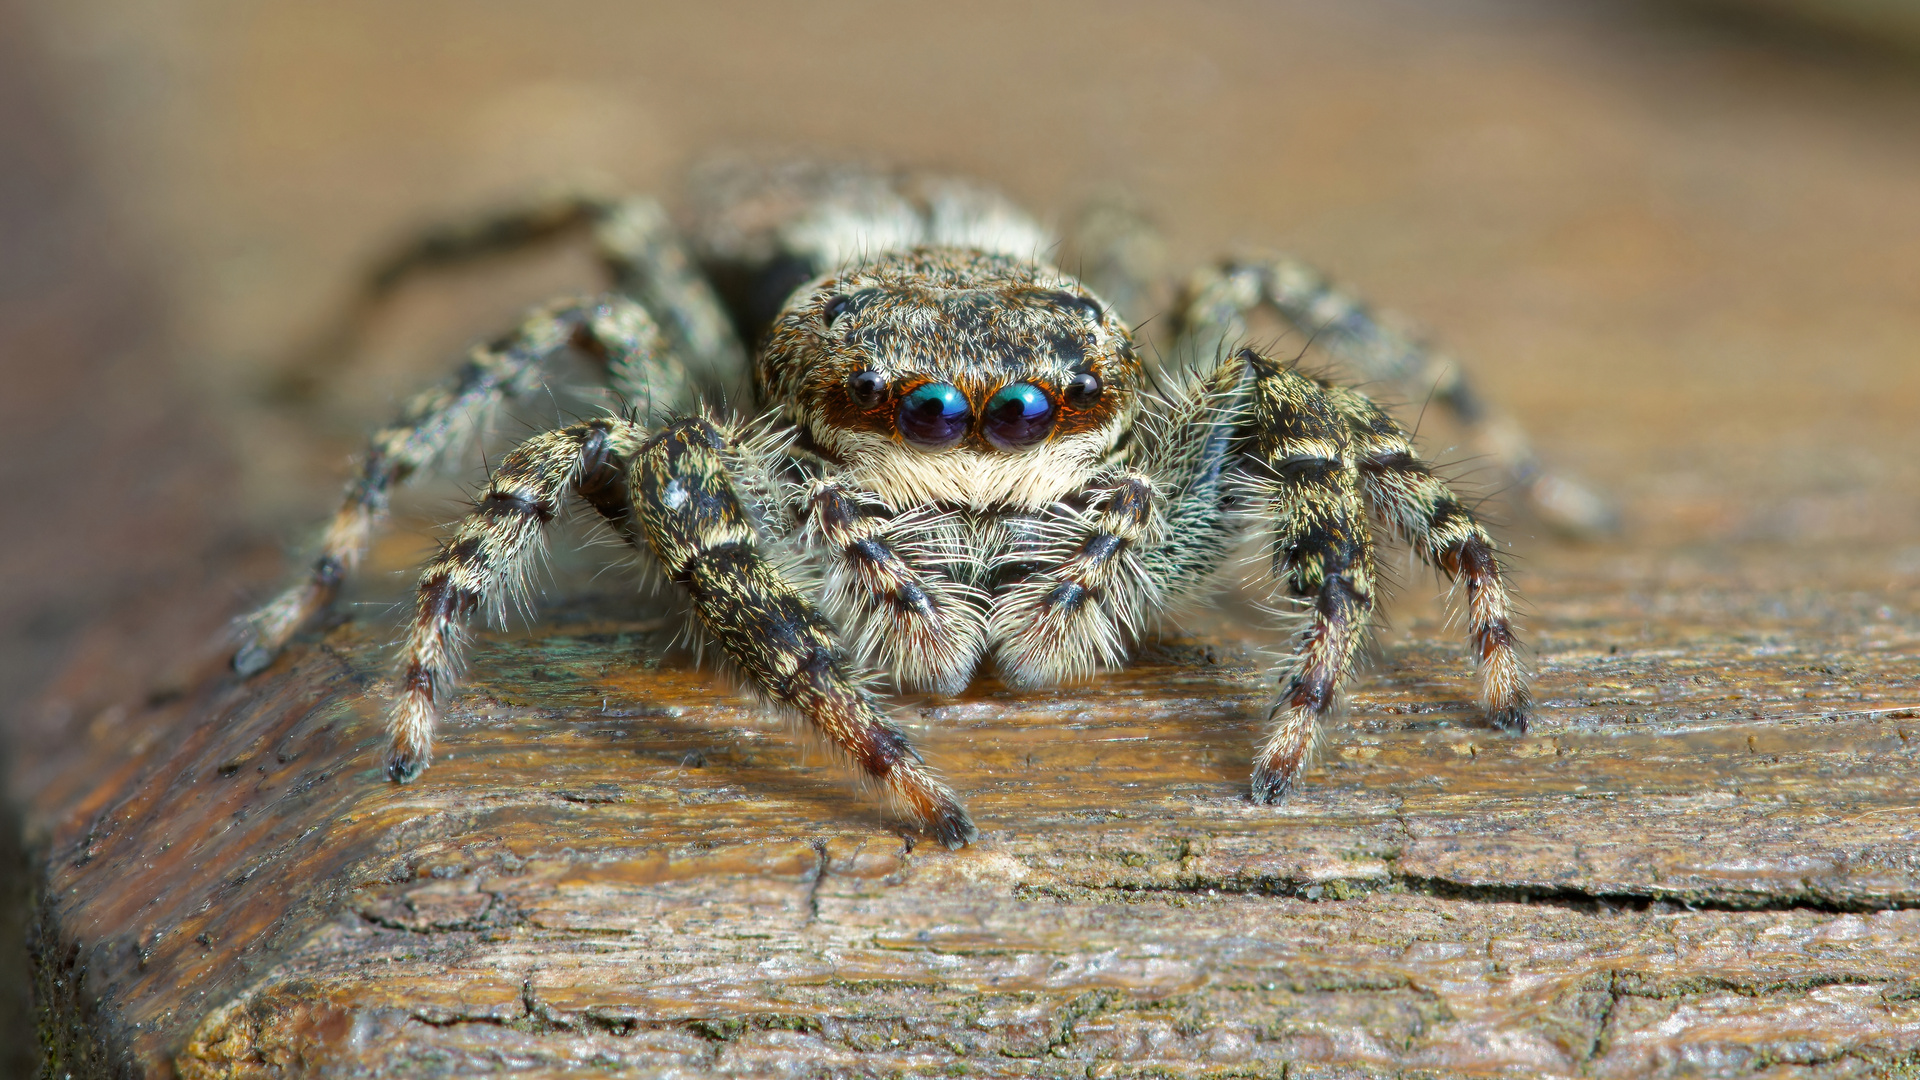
(234, 163, 1537, 849)
(762, 250, 1140, 510)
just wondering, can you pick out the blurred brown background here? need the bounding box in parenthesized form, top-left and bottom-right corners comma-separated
(3, 1, 1918, 1072)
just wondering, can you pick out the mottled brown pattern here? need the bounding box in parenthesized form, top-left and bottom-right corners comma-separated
(24, 591, 1920, 1077)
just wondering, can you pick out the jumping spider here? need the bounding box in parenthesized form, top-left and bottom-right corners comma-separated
(236, 162, 1562, 848)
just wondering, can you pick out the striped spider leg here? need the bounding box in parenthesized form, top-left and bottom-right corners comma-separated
(233, 295, 691, 674)
(389, 414, 976, 848)
(1235, 349, 1528, 799)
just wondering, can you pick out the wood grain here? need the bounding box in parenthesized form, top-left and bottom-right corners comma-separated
(25, 536, 1920, 1077)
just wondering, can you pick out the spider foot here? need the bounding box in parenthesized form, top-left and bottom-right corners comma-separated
(386, 750, 426, 784)
(888, 762, 978, 849)
(1488, 705, 1530, 734)
(1249, 764, 1300, 806)
(385, 684, 439, 784)
(231, 636, 277, 677)
(929, 802, 979, 851)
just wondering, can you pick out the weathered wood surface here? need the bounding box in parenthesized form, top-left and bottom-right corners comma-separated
(23, 536, 1920, 1077)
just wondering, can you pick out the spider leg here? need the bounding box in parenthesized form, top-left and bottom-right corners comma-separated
(588, 197, 750, 402)
(270, 193, 747, 403)
(268, 194, 602, 401)
(799, 481, 989, 696)
(1329, 386, 1530, 732)
(984, 352, 1251, 687)
(388, 417, 649, 780)
(1239, 350, 1379, 803)
(634, 418, 976, 848)
(988, 472, 1161, 687)
(1129, 350, 1253, 600)
(1179, 256, 1616, 537)
(233, 295, 688, 675)
(1061, 193, 1172, 340)
(687, 159, 1056, 338)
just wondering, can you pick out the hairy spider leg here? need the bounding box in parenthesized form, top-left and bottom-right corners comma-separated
(978, 352, 1246, 690)
(388, 417, 649, 779)
(1127, 351, 1251, 601)
(272, 193, 746, 403)
(589, 197, 750, 401)
(685, 159, 1062, 343)
(988, 472, 1162, 687)
(800, 481, 990, 696)
(635, 418, 976, 848)
(1329, 386, 1530, 732)
(233, 295, 689, 675)
(1178, 257, 1615, 537)
(1059, 194, 1173, 339)
(1241, 351, 1379, 803)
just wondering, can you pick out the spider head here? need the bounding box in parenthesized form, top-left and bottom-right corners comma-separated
(759, 249, 1140, 509)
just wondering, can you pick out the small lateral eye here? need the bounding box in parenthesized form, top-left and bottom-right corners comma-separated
(1048, 290, 1103, 322)
(847, 369, 888, 406)
(822, 294, 853, 326)
(1065, 371, 1102, 406)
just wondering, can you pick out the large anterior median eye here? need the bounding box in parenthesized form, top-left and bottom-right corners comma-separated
(982, 382, 1056, 451)
(898, 382, 971, 449)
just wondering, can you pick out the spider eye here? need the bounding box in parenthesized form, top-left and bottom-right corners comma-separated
(1064, 371, 1102, 407)
(897, 382, 971, 449)
(847, 369, 888, 407)
(1047, 290, 1103, 322)
(822, 294, 853, 326)
(982, 382, 1056, 451)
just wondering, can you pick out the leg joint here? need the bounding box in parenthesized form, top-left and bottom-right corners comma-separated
(478, 490, 555, 523)
(419, 572, 479, 623)
(1044, 581, 1090, 613)
(1080, 533, 1124, 564)
(1441, 534, 1498, 582)
(672, 539, 755, 588)
(810, 484, 864, 532)
(644, 415, 727, 455)
(1362, 450, 1421, 475)
(1106, 477, 1154, 524)
(311, 555, 346, 589)
(573, 424, 635, 525)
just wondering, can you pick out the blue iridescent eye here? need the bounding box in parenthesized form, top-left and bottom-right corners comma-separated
(982, 382, 1056, 451)
(897, 382, 971, 449)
